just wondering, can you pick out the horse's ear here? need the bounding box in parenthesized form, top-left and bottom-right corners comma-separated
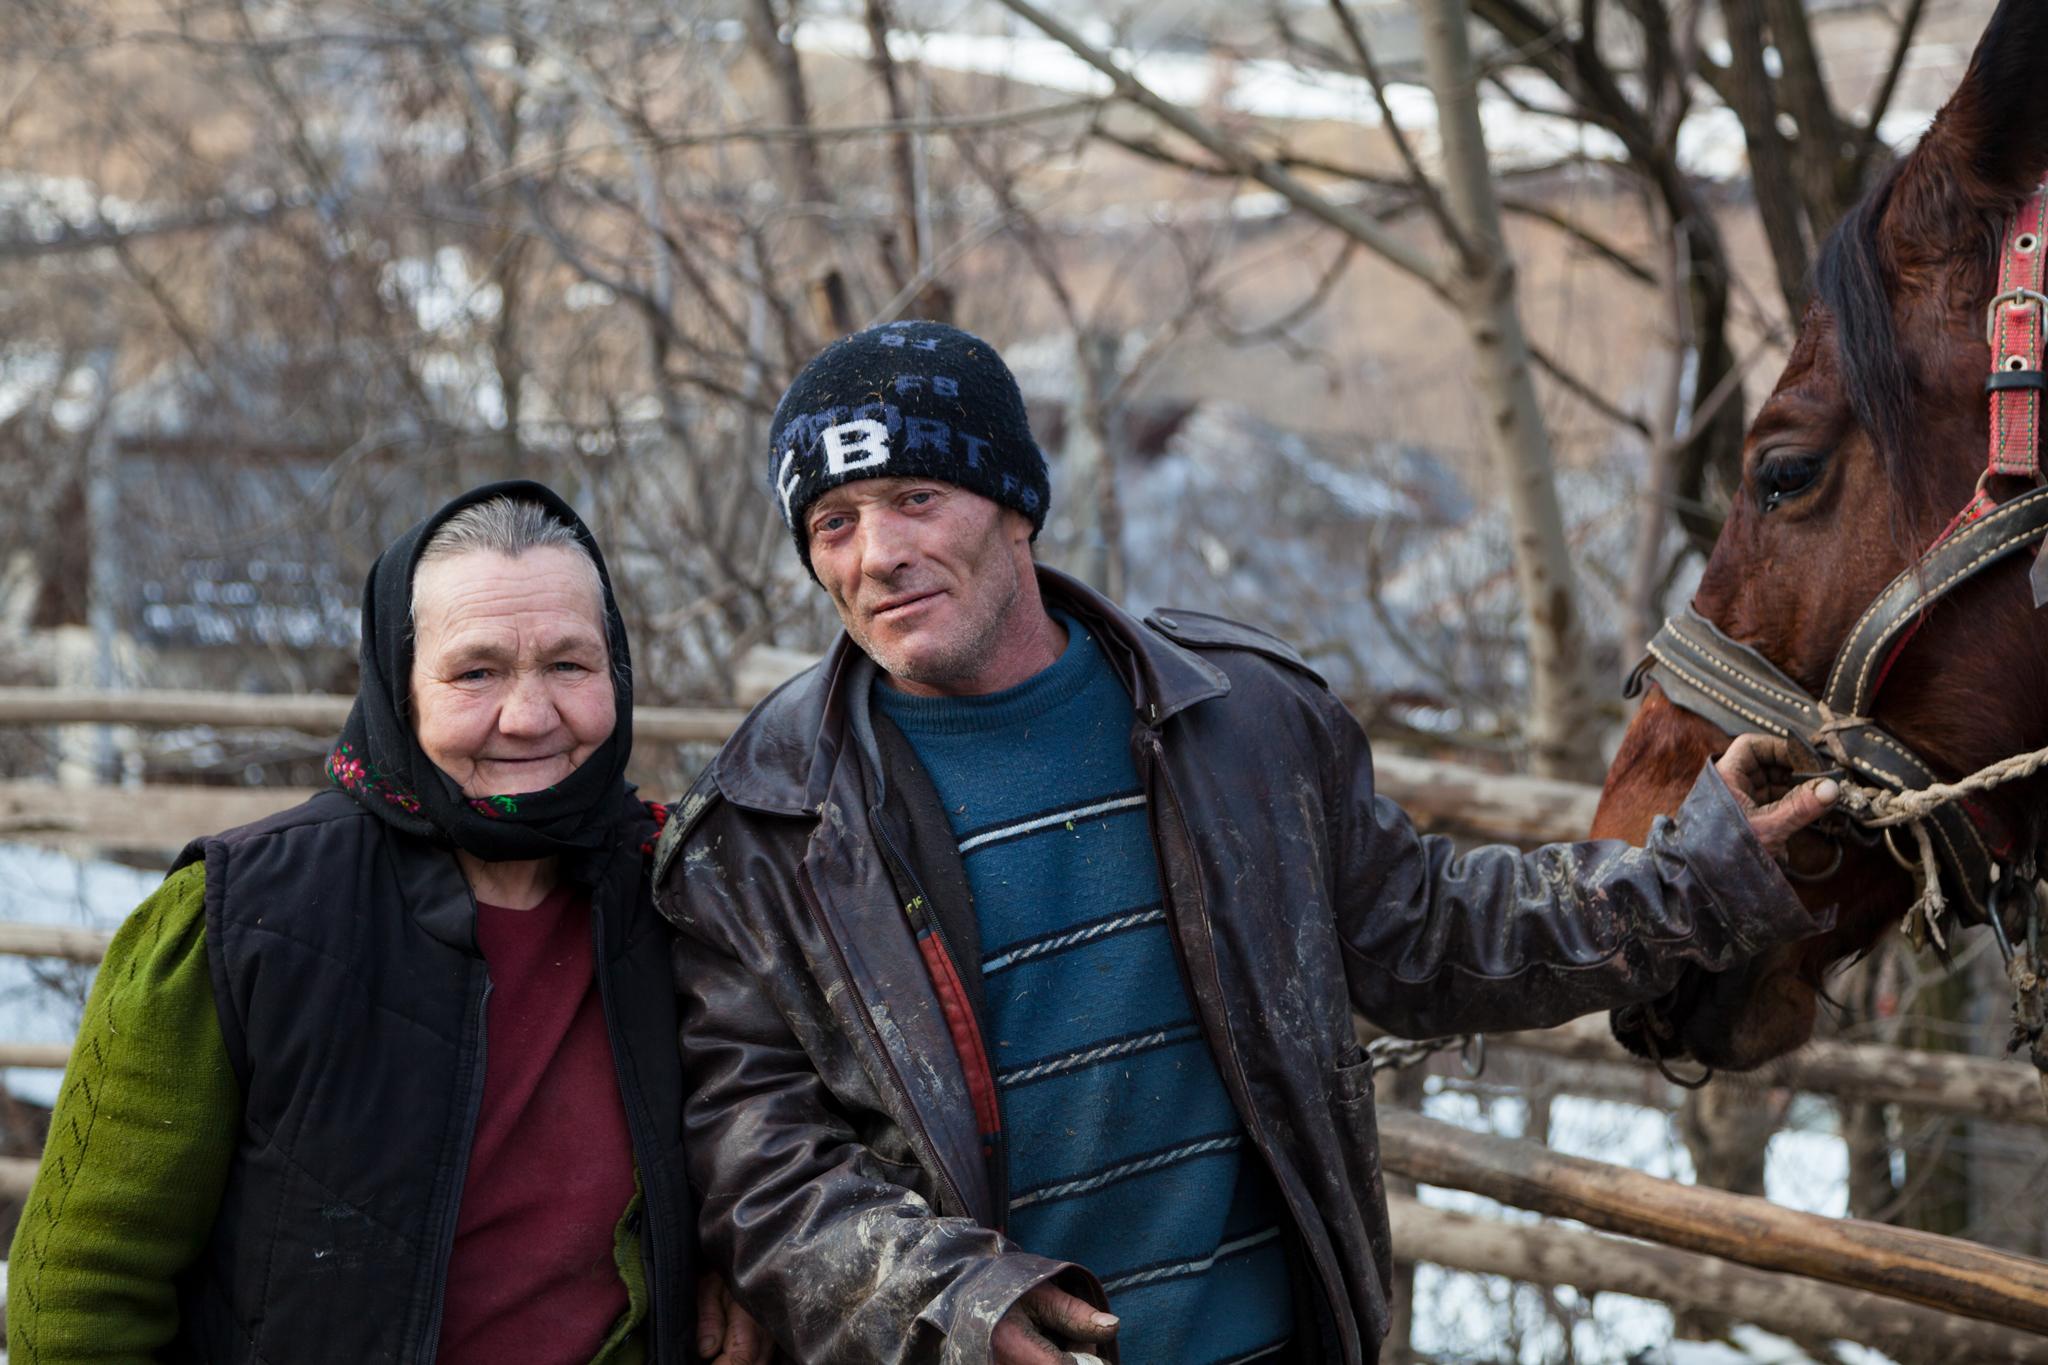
(1898, 0, 2048, 230)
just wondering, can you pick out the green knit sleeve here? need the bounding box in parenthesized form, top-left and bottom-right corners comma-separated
(7, 860, 242, 1364)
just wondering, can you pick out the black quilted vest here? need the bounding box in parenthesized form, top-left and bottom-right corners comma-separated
(168, 789, 694, 1363)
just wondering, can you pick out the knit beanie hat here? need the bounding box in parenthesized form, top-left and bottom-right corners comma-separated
(767, 321, 1050, 573)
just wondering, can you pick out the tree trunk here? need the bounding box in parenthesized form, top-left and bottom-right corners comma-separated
(1901, 969, 1975, 1238)
(1761, 0, 1859, 228)
(1625, 199, 1692, 659)
(746, 0, 856, 338)
(1415, 0, 1605, 781)
(1673, 1082, 1779, 1342)
(1720, 0, 1813, 319)
(1063, 329, 1128, 599)
(1377, 1063, 1427, 1363)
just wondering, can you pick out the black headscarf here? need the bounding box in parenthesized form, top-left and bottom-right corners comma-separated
(324, 480, 635, 862)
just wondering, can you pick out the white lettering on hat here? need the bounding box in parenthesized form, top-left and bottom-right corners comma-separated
(823, 418, 892, 475)
(776, 449, 802, 520)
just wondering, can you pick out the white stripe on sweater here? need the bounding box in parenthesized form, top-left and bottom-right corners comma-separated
(956, 794, 1148, 854)
(1100, 1227, 1284, 1294)
(981, 907, 1168, 975)
(1010, 1135, 1243, 1210)
(996, 1022, 1202, 1086)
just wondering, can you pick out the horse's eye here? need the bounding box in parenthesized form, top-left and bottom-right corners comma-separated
(1756, 454, 1825, 512)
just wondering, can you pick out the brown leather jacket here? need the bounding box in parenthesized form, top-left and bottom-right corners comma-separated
(653, 569, 1814, 1365)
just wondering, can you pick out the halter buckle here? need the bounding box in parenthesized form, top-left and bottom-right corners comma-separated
(1985, 288, 2048, 345)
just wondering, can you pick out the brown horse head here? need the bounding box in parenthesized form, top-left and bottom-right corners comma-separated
(1594, 0, 2048, 1071)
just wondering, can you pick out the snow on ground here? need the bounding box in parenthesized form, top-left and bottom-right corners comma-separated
(0, 844, 154, 1108)
(792, 16, 1938, 181)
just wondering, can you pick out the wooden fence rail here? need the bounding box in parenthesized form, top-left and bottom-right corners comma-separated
(1388, 1193, 2048, 1362)
(0, 782, 320, 850)
(1378, 1108, 2048, 1334)
(0, 687, 1600, 845)
(0, 922, 115, 964)
(0, 686, 744, 744)
(1491, 1016, 2048, 1128)
(0, 1157, 40, 1201)
(0, 761, 1595, 855)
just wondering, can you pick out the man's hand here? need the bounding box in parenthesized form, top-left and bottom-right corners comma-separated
(1713, 733, 1839, 862)
(992, 1284, 1119, 1365)
(696, 1272, 767, 1364)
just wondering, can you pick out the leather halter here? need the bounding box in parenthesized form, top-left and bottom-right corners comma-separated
(1631, 185, 2048, 931)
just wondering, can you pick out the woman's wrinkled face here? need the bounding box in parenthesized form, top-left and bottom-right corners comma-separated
(408, 546, 615, 799)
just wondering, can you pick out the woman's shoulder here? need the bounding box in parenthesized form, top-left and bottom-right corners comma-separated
(174, 791, 391, 936)
(101, 858, 212, 984)
(198, 787, 372, 855)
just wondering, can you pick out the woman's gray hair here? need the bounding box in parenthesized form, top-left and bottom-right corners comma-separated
(410, 496, 604, 620)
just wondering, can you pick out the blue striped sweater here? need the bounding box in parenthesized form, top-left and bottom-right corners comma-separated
(875, 615, 1293, 1365)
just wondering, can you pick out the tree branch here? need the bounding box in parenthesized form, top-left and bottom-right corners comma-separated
(985, 0, 1445, 288)
(0, 190, 313, 260)
(1529, 341, 1652, 435)
(1326, 0, 1472, 262)
(1497, 195, 1656, 285)
(1855, 0, 1928, 174)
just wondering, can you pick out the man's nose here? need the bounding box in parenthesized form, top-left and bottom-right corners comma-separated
(858, 511, 914, 580)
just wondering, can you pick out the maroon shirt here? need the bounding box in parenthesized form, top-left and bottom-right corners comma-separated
(437, 884, 636, 1363)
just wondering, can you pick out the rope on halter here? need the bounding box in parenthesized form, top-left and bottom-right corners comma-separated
(1828, 739, 2048, 949)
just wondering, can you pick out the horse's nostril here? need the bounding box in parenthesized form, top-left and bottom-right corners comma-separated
(1609, 1002, 1662, 1061)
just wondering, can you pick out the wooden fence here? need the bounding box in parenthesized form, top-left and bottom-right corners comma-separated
(5, 686, 2046, 1350)
(1379, 1110, 2048, 1334)
(0, 686, 1600, 850)
(1384, 1153, 2048, 1362)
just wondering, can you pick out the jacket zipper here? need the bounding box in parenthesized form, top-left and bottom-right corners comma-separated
(796, 860, 973, 1221)
(872, 814, 1010, 1228)
(414, 968, 492, 1360)
(1141, 731, 1355, 1363)
(590, 874, 672, 1365)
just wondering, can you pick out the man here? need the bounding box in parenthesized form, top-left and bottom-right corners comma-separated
(654, 323, 1835, 1365)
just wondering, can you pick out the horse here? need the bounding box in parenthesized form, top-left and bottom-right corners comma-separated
(1592, 0, 2048, 1084)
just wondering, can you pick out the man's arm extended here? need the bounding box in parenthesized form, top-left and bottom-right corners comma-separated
(1318, 691, 1834, 1038)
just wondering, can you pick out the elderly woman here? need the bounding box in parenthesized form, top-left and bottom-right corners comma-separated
(8, 483, 758, 1364)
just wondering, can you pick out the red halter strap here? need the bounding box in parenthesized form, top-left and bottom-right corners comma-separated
(1966, 183, 2048, 523)
(1866, 184, 2048, 703)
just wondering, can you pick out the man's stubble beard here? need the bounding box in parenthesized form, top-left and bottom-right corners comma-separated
(851, 546, 1025, 692)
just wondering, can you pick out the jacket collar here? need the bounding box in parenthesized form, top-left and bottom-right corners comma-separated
(712, 565, 1229, 817)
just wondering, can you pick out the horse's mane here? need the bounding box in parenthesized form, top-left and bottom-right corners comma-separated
(1811, 162, 1923, 506)
(1811, 154, 2010, 513)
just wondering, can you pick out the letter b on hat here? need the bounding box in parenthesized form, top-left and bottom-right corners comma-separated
(823, 419, 891, 475)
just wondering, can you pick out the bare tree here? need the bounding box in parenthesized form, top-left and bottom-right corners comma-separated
(1416, 0, 1603, 779)
(985, 0, 1606, 777)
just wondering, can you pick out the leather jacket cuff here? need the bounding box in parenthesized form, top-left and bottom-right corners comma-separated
(925, 1254, 1114, 1365)
(1669, 762, 1824, 954)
